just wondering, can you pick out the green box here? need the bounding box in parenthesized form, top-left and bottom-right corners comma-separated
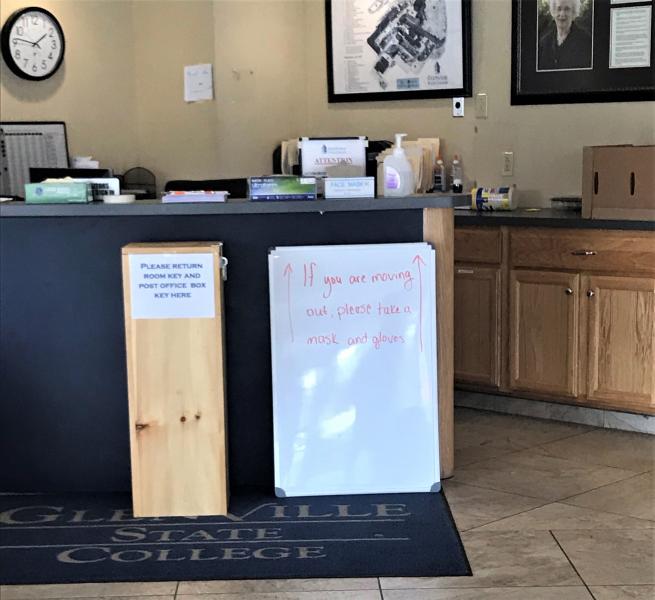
(25, 182, 92, 203)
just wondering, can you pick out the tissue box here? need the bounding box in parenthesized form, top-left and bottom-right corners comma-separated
(25, 182, 92, 203)
(582, 145, 654, 221)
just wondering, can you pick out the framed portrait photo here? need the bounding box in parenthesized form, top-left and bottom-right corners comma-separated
(512, 0, 655, 104)
(325, 0, 472, 102)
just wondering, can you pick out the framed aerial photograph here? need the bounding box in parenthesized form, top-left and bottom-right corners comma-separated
(512, 0, 655, 104)
(325, 0, 472, 102)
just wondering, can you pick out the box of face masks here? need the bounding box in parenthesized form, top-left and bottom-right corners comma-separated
(249, 176, 317, 201)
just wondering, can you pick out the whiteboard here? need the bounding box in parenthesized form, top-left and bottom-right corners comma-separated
(268, 243, 439, 497)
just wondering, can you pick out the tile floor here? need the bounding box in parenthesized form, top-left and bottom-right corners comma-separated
(2, 408, 653, 600)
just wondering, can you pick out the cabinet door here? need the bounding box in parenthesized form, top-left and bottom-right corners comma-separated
(454, 264, 501, 387)
(510, 270, 580, 397)
(583, 275, 655, 413)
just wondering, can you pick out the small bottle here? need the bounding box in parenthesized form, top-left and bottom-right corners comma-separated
(451, 155, 463, 193)
(433, 156, 446, 193)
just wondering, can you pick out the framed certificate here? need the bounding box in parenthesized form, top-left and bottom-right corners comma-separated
(326, 0, 472, 102)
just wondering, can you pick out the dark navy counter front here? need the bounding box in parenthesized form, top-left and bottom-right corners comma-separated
(0, 195, 465, 493)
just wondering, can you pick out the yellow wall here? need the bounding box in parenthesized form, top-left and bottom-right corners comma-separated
(1, 0, 653, 203)
(131, 0, 219, 188)
(0, 0, 139, 174)
(303, 0, 655, 205)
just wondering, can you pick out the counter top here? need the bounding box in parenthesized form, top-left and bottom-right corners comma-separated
(454, 207, 654, 231)
(0, 194, 468, 217)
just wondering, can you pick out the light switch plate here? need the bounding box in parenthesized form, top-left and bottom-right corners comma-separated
(452, 97, 464, 117)
(475, 93, 488, 118)
(502, 152, 514, 176)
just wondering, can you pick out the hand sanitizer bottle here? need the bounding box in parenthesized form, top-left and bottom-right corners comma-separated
(383, 133, 414, 197)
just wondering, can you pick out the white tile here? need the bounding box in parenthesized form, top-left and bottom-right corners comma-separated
(381, 530, 581, 588)
(536, 428, 655, 472)
(456, 449, 638, 501)
(455, 391, 655, 433)
(178, 579, 379, 594)
(589, 585, 655, 600)
(553, 530, 655, 586)
(382, 587, 593, 599)
(0, 582, 176, 599)
(605, 412, 655, 435)
(177, 592, 382, 600)
(473, 502, 654, 531)
(563, 472, 655, 521)
(443, 480, 545, 531)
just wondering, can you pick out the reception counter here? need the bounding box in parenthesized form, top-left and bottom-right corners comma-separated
(0, 195, 467, 492)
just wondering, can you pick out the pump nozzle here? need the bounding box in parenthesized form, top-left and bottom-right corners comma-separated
(393, 133, 407, 156)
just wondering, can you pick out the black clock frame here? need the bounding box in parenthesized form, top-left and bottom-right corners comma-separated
(1, 6, 65, 81)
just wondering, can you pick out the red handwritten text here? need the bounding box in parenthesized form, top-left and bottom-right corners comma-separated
(307, 333, 339, 345)
(372, 332, 405, 350)
(337, 302, 372, 320)
(306, 305, 328, 317)
(322, 275, 343, 299)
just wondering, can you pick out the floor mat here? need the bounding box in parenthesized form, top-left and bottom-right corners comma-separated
(0, 489, 471, 584)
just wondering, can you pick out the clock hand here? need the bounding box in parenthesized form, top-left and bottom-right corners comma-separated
(13, 38, 35, 45)
(33, 34, 47, 48)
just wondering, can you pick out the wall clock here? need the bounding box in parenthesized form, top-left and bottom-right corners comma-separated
(1, 6, 65, 80)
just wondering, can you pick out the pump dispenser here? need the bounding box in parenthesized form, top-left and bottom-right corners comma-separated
(383, 133, 414, 197)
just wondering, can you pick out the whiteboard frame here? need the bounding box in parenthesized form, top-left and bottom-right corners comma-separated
(268, 242, 440, 497)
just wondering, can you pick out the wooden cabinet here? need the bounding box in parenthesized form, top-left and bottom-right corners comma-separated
(455, 265, 501, 388)
(509, 270, 580, 397)
(454, 225, 655, 415)
(582, 275, 655, 413)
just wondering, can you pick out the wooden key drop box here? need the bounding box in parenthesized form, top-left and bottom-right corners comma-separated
(122, 242, 228, 517)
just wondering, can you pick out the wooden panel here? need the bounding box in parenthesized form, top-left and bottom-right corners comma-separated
(454, 227, 502, 264)
(424, 208, 454, 478)
(510, 269, 580, 397)
(583, 275, 655, 414)
(454, 264, 501, 388)
(510, 228, 655, 275)
(499, 227, 511, 391)
(122, 242, 228, 517)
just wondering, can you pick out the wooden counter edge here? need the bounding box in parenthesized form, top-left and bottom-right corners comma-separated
(423, 207, 454, 479)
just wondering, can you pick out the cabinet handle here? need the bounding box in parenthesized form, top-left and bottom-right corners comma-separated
(571, 250, 597, 256)
(565, 287, 573, 295)
(457, 268, 474, 274)
(587, 289, 595, 298)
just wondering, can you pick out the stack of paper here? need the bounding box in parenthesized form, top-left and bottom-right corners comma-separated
(161, 191, 228, 203)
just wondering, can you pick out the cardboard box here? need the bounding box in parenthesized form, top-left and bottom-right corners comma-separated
(582, 145, 654, 221)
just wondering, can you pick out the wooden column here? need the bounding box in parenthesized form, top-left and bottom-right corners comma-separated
(423, 208, 455, 478)
(122, 242, 228, 516)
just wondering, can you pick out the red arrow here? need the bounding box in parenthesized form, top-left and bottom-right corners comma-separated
(412, 254, 426, 352)
(283, 263, 294, 342)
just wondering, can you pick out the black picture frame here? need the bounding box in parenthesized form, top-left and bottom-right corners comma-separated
(512, 0, 655, 105)
(325, 0, 472, 103)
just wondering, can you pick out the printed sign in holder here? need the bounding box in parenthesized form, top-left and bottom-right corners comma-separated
(122, 242, 228, 517)
(269, 243, 440, 497)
